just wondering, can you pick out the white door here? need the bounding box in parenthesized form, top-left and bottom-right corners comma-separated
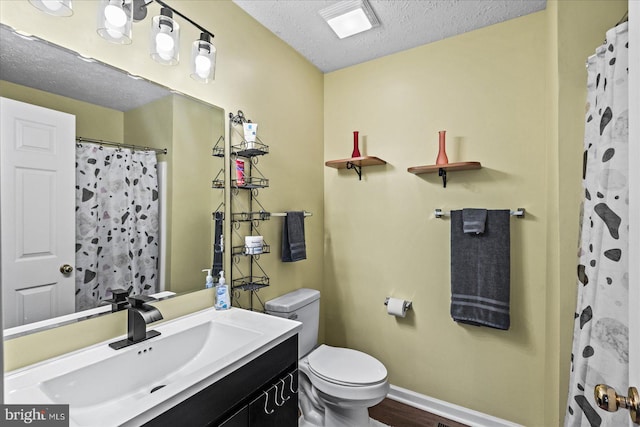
(1, 97, 76, 328)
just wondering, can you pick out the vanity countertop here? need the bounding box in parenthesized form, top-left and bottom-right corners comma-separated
(4, 307, 301, 427)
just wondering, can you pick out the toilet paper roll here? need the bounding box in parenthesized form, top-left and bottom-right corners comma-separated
(386, 298, 407, 318)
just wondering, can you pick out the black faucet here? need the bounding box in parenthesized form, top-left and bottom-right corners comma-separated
(107, 288, 130, 312)
(109, 295, 163, 350)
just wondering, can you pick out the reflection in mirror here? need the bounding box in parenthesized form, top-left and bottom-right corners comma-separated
(0, 24, 225, 336)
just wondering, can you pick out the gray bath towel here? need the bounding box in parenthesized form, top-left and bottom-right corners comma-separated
(462, 208, 487, 234)
(212, 211, 224, 278)
(282, 211, 306, 262)
(450, 209, 510, 330)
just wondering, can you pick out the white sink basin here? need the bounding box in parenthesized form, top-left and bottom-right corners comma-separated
(5, 307, 301, 427)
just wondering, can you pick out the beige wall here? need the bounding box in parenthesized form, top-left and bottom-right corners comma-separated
(169, 95, 224, 293)
(324, 11, 550, 425)
(0, 80, 124, 141)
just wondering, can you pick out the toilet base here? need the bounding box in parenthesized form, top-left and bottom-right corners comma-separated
(324, 404, 369, 427)
(298, 414, 383, 427)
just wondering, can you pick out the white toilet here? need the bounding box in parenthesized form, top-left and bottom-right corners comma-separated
(265, 288, 389, 427)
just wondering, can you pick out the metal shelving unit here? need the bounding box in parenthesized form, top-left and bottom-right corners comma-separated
(228, 110, 271, 311)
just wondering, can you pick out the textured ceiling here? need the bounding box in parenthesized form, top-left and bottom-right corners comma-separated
(0, 1, 547, 109)
(233, 0, 547, 73)
(0, 25, 171, 112)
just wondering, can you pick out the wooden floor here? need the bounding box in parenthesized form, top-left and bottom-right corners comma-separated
(369, 398, 470, 427)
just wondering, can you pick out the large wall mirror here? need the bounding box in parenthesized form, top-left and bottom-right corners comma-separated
(0, 24, 225, 336)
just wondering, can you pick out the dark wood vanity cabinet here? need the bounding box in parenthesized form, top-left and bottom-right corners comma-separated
(143, 335, 298, 427)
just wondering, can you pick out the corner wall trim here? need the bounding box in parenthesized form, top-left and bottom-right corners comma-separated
(387, 384, 524, 427)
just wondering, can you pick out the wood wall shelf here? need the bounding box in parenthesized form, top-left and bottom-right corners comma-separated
(407, 161, 482, 187)
(325, 156, 387, 180)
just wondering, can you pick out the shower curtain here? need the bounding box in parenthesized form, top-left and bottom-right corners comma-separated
(565, 22, 629, 427)
(75, 143, 160, 311)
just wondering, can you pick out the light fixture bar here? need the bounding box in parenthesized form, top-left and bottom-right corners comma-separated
(154, 0, 214, 40)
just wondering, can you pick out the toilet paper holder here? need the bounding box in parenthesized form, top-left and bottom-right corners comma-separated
(384, 297, 412, 312)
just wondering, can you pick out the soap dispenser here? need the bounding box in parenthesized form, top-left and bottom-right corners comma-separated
(202, 269, 214, 289)
(215, 271, 230, 310)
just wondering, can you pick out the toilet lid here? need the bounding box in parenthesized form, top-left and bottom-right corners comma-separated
(307, 345, 387, 386)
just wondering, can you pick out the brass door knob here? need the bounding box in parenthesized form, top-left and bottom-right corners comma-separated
(59, 264, 74, 275)
(594, 384, 639, 424)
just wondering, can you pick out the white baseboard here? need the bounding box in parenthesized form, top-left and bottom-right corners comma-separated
(387, 384, 524, 427)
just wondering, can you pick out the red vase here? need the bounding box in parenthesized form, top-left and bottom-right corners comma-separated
(351, 131, 361, 158)
(436, 130, 449, 165)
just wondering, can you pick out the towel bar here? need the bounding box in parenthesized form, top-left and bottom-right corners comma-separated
(434, 208, 525, 219)
(270, 211, 312, 217)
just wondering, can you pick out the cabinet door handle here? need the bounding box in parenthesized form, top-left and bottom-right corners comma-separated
(263, 390, 274, 415)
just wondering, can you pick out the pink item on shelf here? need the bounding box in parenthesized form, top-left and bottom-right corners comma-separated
(236, 159, 245, 186)
(436, 130, 449, 165)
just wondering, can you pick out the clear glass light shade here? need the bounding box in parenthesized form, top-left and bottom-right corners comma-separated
(29, 0, 73, 17)
(97, 0, 133, 44)
(190, 37, 216, 83)
(150, 11, 180, 66)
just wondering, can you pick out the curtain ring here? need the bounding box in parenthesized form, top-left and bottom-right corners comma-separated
(263, 390, 274, 415)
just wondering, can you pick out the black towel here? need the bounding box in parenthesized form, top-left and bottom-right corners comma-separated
(282, 211, 306, 262)
(212, 211, 224, 277)
(462, 208, 487, 234)
(450, 209, 510, 330)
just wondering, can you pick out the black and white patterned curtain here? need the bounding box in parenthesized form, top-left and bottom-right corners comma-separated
(565, 22, 629, 427)
(75, 143, 160, 311)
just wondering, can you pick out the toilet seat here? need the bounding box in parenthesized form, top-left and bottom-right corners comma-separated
(307, 345, 387, 386)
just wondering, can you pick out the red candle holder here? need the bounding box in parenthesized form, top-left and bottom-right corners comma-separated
(351, 131, 361, 158)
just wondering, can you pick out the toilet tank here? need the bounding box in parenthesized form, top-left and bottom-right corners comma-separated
(265, 289, 320, 357)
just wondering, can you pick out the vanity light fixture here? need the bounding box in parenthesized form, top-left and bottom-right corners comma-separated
(150, 6, 180, 65)
(97, 0, 133, 44)
(319, 0, 379, 39)
(28, 0, 73, 17)
(191, 32, 216, 83)
(29, 0, 217, 83)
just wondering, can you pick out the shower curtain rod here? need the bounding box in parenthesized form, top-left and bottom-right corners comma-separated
(616, 10, 628, 26)
(76, 137, 168, 155)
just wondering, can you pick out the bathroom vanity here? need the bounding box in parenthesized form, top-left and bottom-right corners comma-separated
(143, 335, 298, 426)
(4, 308, 301, 427)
